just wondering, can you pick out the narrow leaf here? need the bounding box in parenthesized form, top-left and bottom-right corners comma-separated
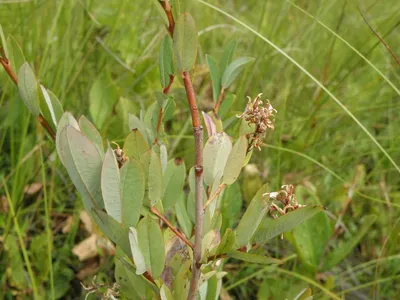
(235, 184, 270, 247)
(160, 35, 174, 88)
(220, 40, 237, 74)
(228, 251, 282, 265)
(147, 149, 164, 206)
(6, 35, 25, 73)
(222, 135, 247, 185)
(202, 111, 217, 138)
(206, 55, 221, 102)
(221, 57, 255, 89)
(253, 205, 325, 244)
(18, 62, 40, 116)
(175, 192, 193, 238)
(79, 115, 104, 158)
(120, 159, 145, 228)
(203, 133, 232, 186)
(129, 228, 147, 275)
(210, 228, 235, 256)
(137, 216, 166, 278)
(173, 13, 198, 72)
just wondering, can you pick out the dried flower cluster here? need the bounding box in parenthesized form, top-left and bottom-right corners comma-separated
(112, 142, 128, 168)
(237, 93, 276, 150)
(264, 185, 305, 218)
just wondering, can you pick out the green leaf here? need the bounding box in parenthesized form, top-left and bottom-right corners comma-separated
(203, 133, 232, 186)
(128, 227, 147, 275)
(220, 182, 243, 233)
(123, 129, 150, 161)
(206, 54, 221, 102)
(145, 148, 164, 206)
(120, 159, 145, 228)
(228, 250, 282, 265)
(151, 0, 169, 26)
(137, 216, 166, 278)
(220, 40, 237, 74)
(6, 35, 26, 73)
(221, 57, 255, 89)
(89, 73, 118, 129)
(173, 13, 198, 72)
(171, 0, 181, 20)
(0, 25, 9, 59)
(39, 85, 64, 129)
(128, 113, 149, 144)
(163, 96, 176, 122)
(321, 215, 376, 271)
(56, 112, 79, 165)
(79, 115, 104, 158)
(290, 210, 332, 270)
(160, 35, 174, 88)
(222, 135, 247, 185)
(219, 93, 236, 119)
(161, 285, 174, 300)
(202, 229, 221, 259)
(115, 259, 142, 299)
(163, 159, 186, 209)
(175, 192, 193, 238)
(235, 184, 270, 247)
(101, 147, 122, 223)
(210, 228, 235, 256)
(253, 205, 325, 244)
(92, 208, 130, 257)
(18, 62, 40, 116)
(58, 126, 104, 211)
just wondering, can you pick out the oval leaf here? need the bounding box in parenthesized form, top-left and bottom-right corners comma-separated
(101, 147, 122, 223)
(89, 73, 118, 129)
(56, 112, 80, 165)
(129, 227, 147, 275)
(120, 159, 145, 228)
(18, 62, 40, 116)
(253, 205, 325, 244)
(137, 216, 166, 278)
(79, 115, 104, 158)
(235, 184, 270, 248)
(39, 85, 63, 128)
(58, 126, 104, 211)
(222, 135, 247, 185)
(203, 133, 232, 186)
(160, 35, 174, 88)
(148, 149, 164, 206)
(221, 57, 255, 89)
(173, 13, 198, 72)
(163, 159, 186, 210)
(123, 129, 150, 161)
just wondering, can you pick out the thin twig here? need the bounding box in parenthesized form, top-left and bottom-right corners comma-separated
(214, 88, 225, 114)
(160, 0, 175, 36)
(0, 51, 56, 140)
(150, 206, 194, 250)
(182, 71, 204, 300)
(203, 183, 226, 210)
(359, 9, 400, 66)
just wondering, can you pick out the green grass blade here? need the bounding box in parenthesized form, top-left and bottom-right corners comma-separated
(197, 0, 400, 175)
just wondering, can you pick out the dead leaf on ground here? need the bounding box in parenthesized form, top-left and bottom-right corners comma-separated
(72, 234, 98, 261)
(23, 183, 43, 196)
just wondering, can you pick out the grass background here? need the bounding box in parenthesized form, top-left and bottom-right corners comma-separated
(0, 0, 399, 299)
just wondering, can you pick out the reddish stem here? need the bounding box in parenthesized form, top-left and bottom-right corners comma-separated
(214, 88, 225, 114)
(150, 206, 194, 250)
(0, 55, 56, 140)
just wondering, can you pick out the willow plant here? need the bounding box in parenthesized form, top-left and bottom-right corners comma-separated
(0, 1, 325, 299)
